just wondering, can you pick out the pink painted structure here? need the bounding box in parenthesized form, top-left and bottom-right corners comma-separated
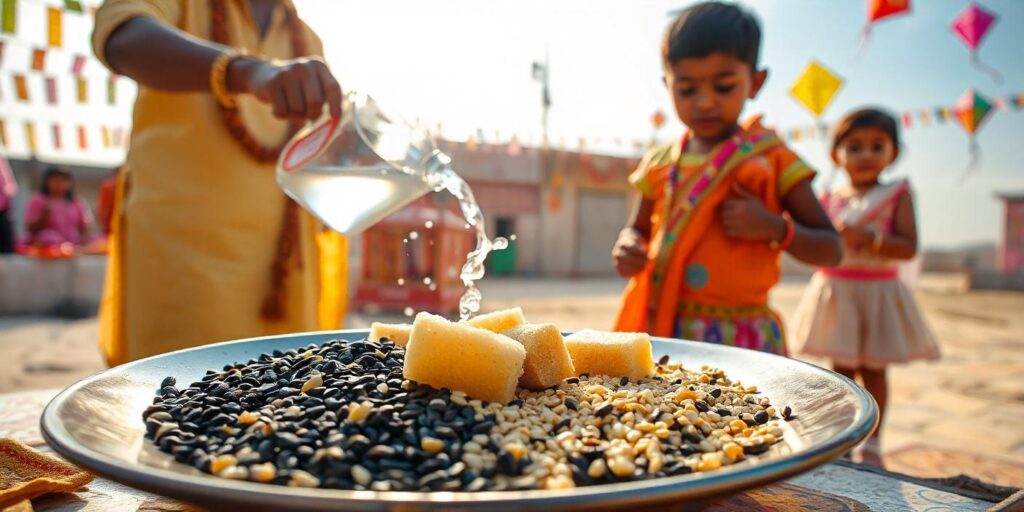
(998, 193, 1024, 274)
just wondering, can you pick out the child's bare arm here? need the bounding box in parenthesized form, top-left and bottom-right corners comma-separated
(874, 191, 917, 260)
(612, 196, 653, 278)
(782, 181, 843, 267)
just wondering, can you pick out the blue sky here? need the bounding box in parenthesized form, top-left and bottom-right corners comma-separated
(2, 0, 1021, 249)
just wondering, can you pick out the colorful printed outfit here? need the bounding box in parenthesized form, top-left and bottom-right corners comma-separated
(615, 117, 815, 354)
(791, 179, 940, 368)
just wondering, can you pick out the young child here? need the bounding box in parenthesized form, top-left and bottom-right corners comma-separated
(21, 167, 95, 247)
(792, 108, 940, 464)
(613, 1, 842, 354)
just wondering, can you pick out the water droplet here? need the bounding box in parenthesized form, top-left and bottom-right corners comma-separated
(429, 283, 438, 291)
(403, 238, 408, 243)
(510, 234, 517, 241)
(464, 224, 471, 230)
(424, 221, 434, 229)
(397, 278, 405, 286)
(409, 231, 419, 240)
(403, 307, 415, 317)
(423, 277, 432, 285)
(493, 237, 509, 250)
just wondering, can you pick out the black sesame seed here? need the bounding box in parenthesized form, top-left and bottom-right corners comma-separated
(754, 411, 769, 425)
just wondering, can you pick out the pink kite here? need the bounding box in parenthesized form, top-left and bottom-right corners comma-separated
(951, 2, 1002, 83)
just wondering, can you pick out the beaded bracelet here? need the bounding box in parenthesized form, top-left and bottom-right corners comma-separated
(209, 48, 248, 109)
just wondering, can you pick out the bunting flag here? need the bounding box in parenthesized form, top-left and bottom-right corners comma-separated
(1, 0, 15, 34)
(1014, 95, 1024, 110)
(106, 76, 116, 105)
(0, 41, 5, 68)
(0, 120, 6, 146)
(51, 123, 61, 149)
(993, 97, 1008, 110)
(47, 7, 62, 47)
(918, 110, 931, 126)
(112, 126, 124, 147)
(24, 121, 36, 151)
(100, 125, 111, 148)
(71, 54, 86, 75)
(45, 76, 57, 104)
(77, 125, 86, 149)
(13, 74, 28, 101)
(936, 107, 950, 121)
(901, 112, 913, 128)
(76, 77, 87, 103)
(63, 0, 83, 13)
(31, 47, 45, 71)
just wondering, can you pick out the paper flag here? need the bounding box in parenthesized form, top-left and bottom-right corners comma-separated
(952, 88, 992, 136)
(48, 7, 62, 47)
(45, 77, 57, 104)
(790, 61, 843, 117)
(77, 125, 87, 150)
(71, 54, 86, 75)
(52, 123, 62, 149)
(76, 77, 87, 103)
(951, 3, 1001, 82)
(107, 77, 116, 105)
(651, 110, 666, 129)
(1, 0, 15, 34)
(25, 122, 36, 151)
(101, 125, 111, 148)
(32, 48, 46, 71)
(13, 74, 28, 101)
(867, 0, 910, 23)
(64, 0, 84, 13)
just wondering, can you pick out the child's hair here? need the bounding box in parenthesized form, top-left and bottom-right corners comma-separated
(662, 2, 761, 70)
(831, 108, 901, 154)
(40, 166, 75, 200)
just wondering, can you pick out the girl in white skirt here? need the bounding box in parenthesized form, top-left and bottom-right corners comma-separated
(792, 108, 940, 465)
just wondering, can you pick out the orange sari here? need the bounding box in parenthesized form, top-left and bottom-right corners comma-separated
(615, 118, 814, 352)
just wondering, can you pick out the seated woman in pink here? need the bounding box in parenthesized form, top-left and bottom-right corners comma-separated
(22, 167, 95, 247)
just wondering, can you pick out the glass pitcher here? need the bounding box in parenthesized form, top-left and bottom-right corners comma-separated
(276, 92, 455, 236)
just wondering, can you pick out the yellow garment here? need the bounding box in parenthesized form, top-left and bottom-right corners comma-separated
(93, 0, 347, 366)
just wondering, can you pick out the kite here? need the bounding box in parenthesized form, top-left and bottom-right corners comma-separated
(951, 2, 1001, 83)
(790, 61, 843, 118)
(951, 88, 994, 173)
(858, 0, 910, 57)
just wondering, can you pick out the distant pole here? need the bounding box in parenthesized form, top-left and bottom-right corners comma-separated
(532, 50, 551, 147)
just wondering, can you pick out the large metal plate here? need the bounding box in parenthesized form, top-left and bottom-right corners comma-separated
(41, 330, 877, 511)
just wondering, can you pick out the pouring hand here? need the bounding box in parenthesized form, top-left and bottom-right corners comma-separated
(229, 56, 343, 122)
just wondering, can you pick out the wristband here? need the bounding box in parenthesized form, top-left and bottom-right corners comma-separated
(210, 49, 249, 109)
(769, 215, 795, 251)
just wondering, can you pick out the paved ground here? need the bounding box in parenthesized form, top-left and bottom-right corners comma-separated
(1, 273, 1022, 487)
